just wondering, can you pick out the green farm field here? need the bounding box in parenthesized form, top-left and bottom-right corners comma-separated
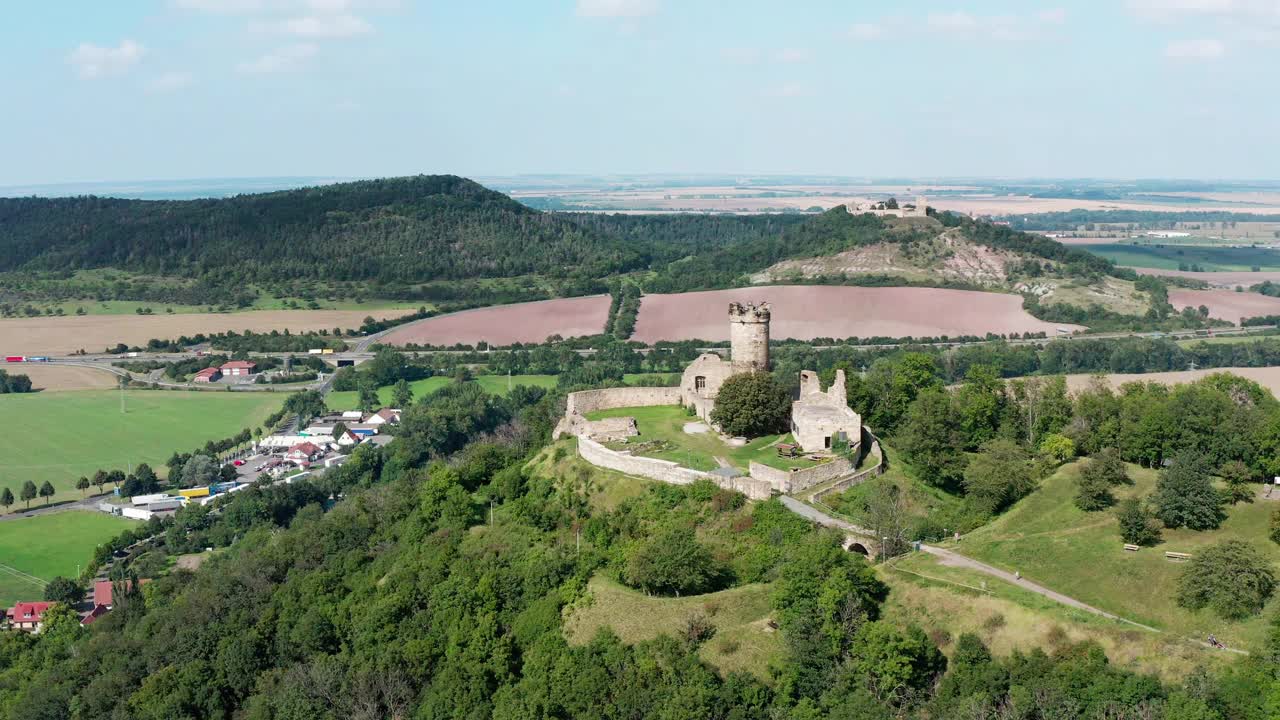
(1082, 243, 1280, 271)
(0, 512, 138, 606)
(951, 461, 1280, 651)
(0, 390, 283, 506)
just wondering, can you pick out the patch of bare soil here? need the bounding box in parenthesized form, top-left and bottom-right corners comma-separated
(751, 226, 1016, 287)
(1168, 289, 1280, 324)
(0, 309, 407, 356)
(631, 286, 1081, 343)
(12, 364, 116, 391)
(380, 295, 612, 347)
(1063, 367, 1280, 399)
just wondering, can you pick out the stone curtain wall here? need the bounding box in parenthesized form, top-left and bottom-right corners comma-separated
(565, 387, 684, 415)
(811, 433, 885, 504)
(556, 386, 685, 438)
(748, 456, 854, 494)
(576, 436, 772, 500)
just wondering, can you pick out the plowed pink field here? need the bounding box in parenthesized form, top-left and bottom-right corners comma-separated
(630, 286, 1079, 342)
(381, 295, 612, 346)
(1169, 289, 1280, 324)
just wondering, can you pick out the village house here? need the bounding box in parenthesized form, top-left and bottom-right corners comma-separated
(286, 441, 325, 464)
(366, 408, 401, 425)
(93, 578, 151, 609)
(193, 367, 222, 383)
(219, 360, 257, 377)
(7, 601, 53, 632)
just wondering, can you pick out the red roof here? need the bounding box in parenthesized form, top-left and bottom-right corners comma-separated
(9, 601, 53, 623)
(93, 578, 151, 607)
(81, 604, 109, 626)
(288, 441, 322, 456)
(220, 360, 257, 370)
(194, 367, 220, 378)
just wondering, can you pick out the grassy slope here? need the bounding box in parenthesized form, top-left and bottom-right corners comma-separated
(0, 512, 138, 606)
(564, 575, 781, 681)
(880, 553, 1233, 681)
(584, 405, 824, 472)
(953, 460, 1280, 650)
(0, 390, 283, 505)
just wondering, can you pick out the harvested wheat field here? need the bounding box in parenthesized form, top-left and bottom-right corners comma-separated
(1168, 289, 1280, 324)
(0, 309, 406, 356)
(380, 295, 611, 347)
(1064, 367, 1280, 399)
(1136, 268, 1280, 289)
(630, 286, 1080, 343)
(13, 364, 117, 391)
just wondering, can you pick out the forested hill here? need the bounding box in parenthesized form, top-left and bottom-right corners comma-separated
(0, 175, 644, 285)
(0, 175, 1123, 301)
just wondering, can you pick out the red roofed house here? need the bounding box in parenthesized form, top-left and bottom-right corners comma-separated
(93, 578, 151, 609)
(80, 604, 109, 626)
(193, 367, 222, 383)
(7, 601, 53, 632)
(287, 442, 324, 463)
(219, 360, 258, 377)
(367, 408, 401, 425)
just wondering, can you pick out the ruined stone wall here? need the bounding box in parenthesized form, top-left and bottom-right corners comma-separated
(679, 353, 734, 421)
(565, 386, 684, 416)
(812, 434, 885, 504)
(576, 436, 772, 500)
(556, 386, 685, 439)
(748, 455, 854, 494)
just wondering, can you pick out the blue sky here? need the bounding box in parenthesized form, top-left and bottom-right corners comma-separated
(3, 0, 1279, 184)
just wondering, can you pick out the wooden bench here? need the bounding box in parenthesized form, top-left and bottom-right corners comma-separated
(1165, 551, 1192, 561)
(776, 443, 799, 458)
(1123, 544, 1140, 552)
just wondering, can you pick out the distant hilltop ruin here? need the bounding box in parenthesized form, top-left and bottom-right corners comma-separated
(846, 196, 928, 218)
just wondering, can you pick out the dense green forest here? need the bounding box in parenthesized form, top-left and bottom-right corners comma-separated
(0, 175, 1133, 308)
(5, 378, 1279, 719)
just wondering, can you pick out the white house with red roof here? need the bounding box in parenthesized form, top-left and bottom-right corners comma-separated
(7, 601, 54, 632)
(219, 360, 257, 377)
(193, 367, 222, 383)
(286, 441, 324, 463)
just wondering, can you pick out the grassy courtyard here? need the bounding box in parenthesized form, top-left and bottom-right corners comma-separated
(0, 512, 138, 606)
(951, 460, 1280, 651)
(584, 405, 828, 473)
(0, 389, 283, 507)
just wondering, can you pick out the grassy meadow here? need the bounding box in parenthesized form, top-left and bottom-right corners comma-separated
(0, 512, 138, 606)
(950, 460, 1280, 650)
(564, 575, 781, 681)
(0, 389, 283, 506)
(325, 374, 558, 410)
(585, 405, 825, 472)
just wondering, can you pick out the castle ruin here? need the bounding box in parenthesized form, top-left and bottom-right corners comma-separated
(846, 196, 928, 218)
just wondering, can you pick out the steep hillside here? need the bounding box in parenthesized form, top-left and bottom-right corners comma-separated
(0, 175, 642, 285)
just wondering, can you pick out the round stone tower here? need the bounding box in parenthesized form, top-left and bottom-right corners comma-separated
(728, 302, 770, 374)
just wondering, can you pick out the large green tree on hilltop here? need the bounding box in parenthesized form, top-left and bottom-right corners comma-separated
(709, 371, 791, 438)
(1154, 451, 1225, 530)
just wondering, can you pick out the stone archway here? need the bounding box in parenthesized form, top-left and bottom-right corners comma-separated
(842, 536, 876, 556)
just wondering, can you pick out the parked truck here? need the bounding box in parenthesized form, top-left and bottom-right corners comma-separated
(307, 348, 324, 355)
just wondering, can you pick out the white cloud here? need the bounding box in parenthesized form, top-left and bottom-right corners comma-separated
(774, 48, 813, 63)
(1038, 8, 1068, 25)
(1164, 37, 1227, 58)
(148, 71, 194, 92)
(762, 83, 809, 98)
(848, 23, 885, 40)
(251, 13, 372, 37)
(237, 43, 318, 73)
(67, 40, 145, 79)
(173, 0, 265, 13)
(575, 0, 659, 18)
(720, 47, 761, 64)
